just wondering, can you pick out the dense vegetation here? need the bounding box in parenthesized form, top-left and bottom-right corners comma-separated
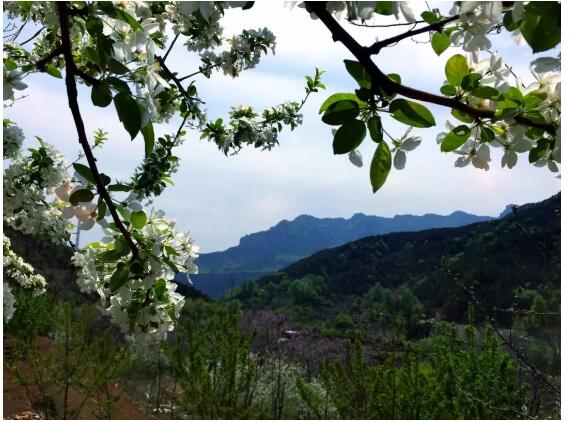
(227, 193, 560, 324)
(192, 210, 494, 297)
(4, 194, 560, 419)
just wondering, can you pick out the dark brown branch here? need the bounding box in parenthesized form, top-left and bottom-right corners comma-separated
(308, 3, 556, 134)
(367, 14, 459, 54)
(57, 2, 138, 257)
(35, 45, 63, 70)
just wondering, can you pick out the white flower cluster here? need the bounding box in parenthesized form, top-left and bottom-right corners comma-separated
(3, 138, 72, 243)
(286, 1, 415, 23)
(3, 120, 25, 160)
(72, 209, 199, 343)
(3, 282, 17, 322)
(3, 65, 28, 101)
(450, 2, 503, 57)
(200, 27, 277, 78)
(3, 235, 48, 321)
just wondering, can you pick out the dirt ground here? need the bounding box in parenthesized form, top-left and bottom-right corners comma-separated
(3, 336, 152, 420)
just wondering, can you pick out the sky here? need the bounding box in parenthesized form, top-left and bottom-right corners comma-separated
(4, 1, 561, 253)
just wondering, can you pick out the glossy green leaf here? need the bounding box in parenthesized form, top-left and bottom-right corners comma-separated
(445, 54, 469, 86)
(113, 93, 141, 139)
(370, 141, 392, 193)
(460, 73, 482, 91)
(69, 189, 94, 205)
(440, 84, 457, 96)
(367, 116, 383, 143)
(72, 163, 95, 184)
(389, 99, 436, 128)
(109, 263, 131, 292)
(344, 59, 371, 89)
(333, 119, 366, 154)
(471, 86, 500, 100)
(431, 32, 450, 55)
(319, 93, 366, 114)
(45, 63, 62, 79)
(130, 210, 147, 229)
(322, 100, 360, 126)
(440, 125, 471, 152)
(91, 84, 112, 107)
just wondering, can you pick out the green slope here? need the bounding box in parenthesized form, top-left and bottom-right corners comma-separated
(227, 193, 560, 324)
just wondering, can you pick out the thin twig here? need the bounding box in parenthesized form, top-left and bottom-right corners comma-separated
(20, 25, 47, 46)
(57, 2, 138, 257)
(163, 33, 179, 62)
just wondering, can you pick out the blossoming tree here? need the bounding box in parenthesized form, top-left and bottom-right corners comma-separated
(3, 1, 561, 342)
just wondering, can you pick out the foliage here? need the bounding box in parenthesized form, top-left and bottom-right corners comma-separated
(6, 302, 130, 419)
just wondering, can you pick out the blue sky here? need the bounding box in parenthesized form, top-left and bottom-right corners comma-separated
(5, 2, 561, 252)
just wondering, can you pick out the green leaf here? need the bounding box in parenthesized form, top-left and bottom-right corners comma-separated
(389, 99, 436, 128)
(370, 141, 392, 193)
(319, 93, 366, 114)
(504, 87, 524, 104)
(130, 210, 147, 229)
(109, 263, 131, 292)
(421, 10, 440, 24)
(440, 125, 471, 152)
(460, 73, 482, 91)
(519, 2, 561, 53)
(344, 60, 371, 89)
(72, 163, 95, 184)
(113, 93, 141, 139)
(431, 32, 450, 55)
(45, 63, 62, 79)
(4, 59, 18, 71)
(69, 189, 94, 205)
(97, 199, 107, 221)
(529, 138, 550, 163)
(322, 100, 360, 126)
(91, 84, 112, 107)
(107, 77, 131, 94)
(451, 108, 474, 123)
(108, 183, 132, 192)
(332, 119, 366, 155)
(445, 54, 469, 86)
(154, 279, 168, 302)
(524, 91, 547, 109)
(141, 122, 154, 157)
(480, 127, 496, 142)
(107, 58, 130, 74)
(375, 1, 393, 15)
(367, 116, 383, 143)
(471, 86, 500, 100)
(440, 84, 457, 96)
(98, 2, 143, 30)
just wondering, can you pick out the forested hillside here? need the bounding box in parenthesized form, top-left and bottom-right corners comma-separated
(227, 193, 560, 325)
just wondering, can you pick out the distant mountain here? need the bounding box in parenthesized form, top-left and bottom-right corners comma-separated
(197, 211, 495, 274)
(185, 209, 495, 298)
(228, 193, 561, 323)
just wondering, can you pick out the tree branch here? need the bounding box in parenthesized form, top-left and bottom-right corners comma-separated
(57, 2, 138, 257)
(367, 14, 459, 54)
(35, 45, 63, 70)
(308, 3, 555, 134)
